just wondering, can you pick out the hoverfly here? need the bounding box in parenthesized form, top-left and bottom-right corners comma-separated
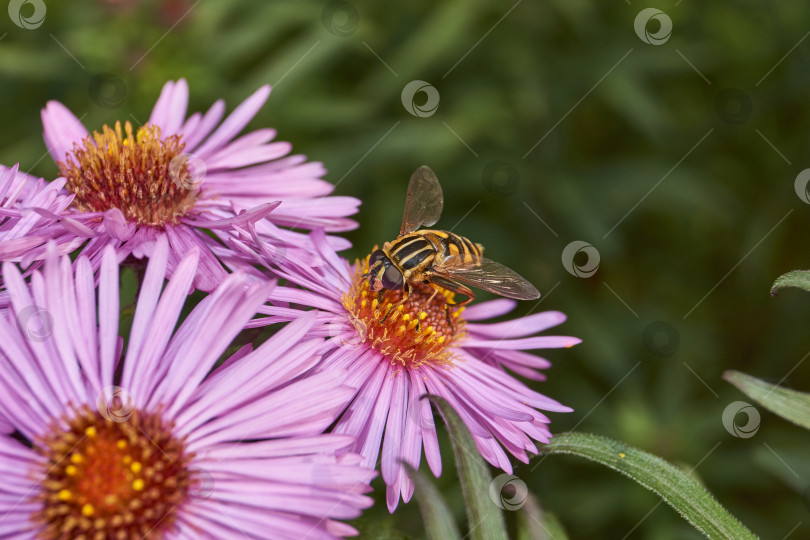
(364, 166, 540, 323)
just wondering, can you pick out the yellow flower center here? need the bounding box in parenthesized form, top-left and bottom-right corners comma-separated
(32, 406, 193, 539)
(59, 121, 199, 226)
(342, 256, 466, 368)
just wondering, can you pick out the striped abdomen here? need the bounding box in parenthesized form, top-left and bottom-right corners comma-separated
(386, 230, 483, 275)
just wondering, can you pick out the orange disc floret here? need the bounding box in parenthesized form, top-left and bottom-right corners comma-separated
(59, 121, 198, 226)
(33, 406, 193, 539)
(342, 256, 466, 368)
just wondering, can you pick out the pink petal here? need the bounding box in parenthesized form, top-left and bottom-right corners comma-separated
(97, 246, 120, 387)
(466, 311, 567, 339)
(148, 79, 189, 135)
(410, 371, 441, 477)
(463, 298, 517, 321)
(182, 99, 226, 151)
(102, 209, 136, 241)
(41, 101, 88, 165)
(381, 373, 407, 487)
(194, 86, 271, 158)
(182, 201, 280, 229)
(463, 336, 581, 350)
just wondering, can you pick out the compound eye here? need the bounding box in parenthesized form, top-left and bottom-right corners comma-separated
(369, 249, 386, 266)
(381, 265, 404, 290)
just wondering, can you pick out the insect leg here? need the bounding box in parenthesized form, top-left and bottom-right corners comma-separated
(421, 286, 441, 310)
(423, 275, 475, 334)
(424, 275, 475, 306)
(380, 283, 410, 323)
(442, 285, 474, 334)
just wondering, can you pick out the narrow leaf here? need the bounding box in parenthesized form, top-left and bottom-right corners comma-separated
(430, 395, 508, 540)
(771, 269, 810, 295)
(539, 433, 757, 540)
(516, 494, 569, 540)
(404, 463, 462, 540)
(752, 445, 810, 492)
(723, 370, 810, 430)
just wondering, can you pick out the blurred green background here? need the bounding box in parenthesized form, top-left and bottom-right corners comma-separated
(2, 0, 810, 538)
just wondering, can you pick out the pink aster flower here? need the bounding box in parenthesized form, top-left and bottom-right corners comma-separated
(0, 164, 75, 250)
(0, 164, 81, 306)
(0, 79, 359, 292)
(0, 237, 374, 539)
(259, 231, 579, 511)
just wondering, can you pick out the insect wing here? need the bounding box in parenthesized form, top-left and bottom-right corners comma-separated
(434, 256, 540, 300)
(400, 165, 444, 235)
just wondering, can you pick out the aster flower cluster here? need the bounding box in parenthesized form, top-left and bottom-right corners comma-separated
(0, 80, 578, 537)
(260, 230, 579, 511)
(2, 79, 358, 295)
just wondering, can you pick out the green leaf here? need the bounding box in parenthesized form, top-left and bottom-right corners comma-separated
(404, 463, 462, 540)
(516, 494, 569, 540)
(723, 370, 810, 430)
(350, 516, 409, 540)
(429, 395, 508, 540)
(752, 444, 810, 493)
(770, 269, 810, 295)
(539, 433, 758, 540)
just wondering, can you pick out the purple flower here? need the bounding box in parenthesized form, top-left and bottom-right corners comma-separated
(0, 164, 79, 307)
(0, 79, 359, 292)
(261, 231, 579, 511)
(0, 237, 374, 538)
